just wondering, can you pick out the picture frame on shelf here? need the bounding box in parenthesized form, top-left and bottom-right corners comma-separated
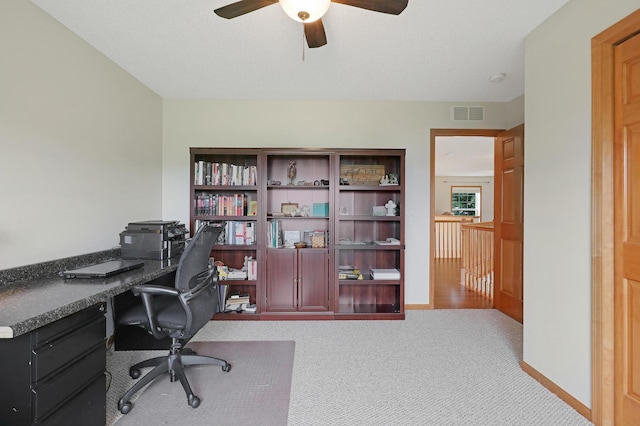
(281, 203, 299, 216)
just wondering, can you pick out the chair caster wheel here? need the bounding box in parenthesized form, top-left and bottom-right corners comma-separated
(129, 369, 141, 379)
(188, 395, 201, 408)
(222, 363, 231, 372)
(182, 348, 196, 356)
(119, 401, 133, 414)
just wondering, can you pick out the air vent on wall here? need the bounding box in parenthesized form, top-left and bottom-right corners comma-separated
(452, 106, 485, 122)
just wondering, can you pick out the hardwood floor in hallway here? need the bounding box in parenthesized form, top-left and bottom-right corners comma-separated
(434, 258, 493, 309)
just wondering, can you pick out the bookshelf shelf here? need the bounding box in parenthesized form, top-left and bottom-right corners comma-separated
(267, 185, 330, 190)
(335, 245, 404, 250)
(267, 216, 330, 220)
(195, 185, 257, 190)
(336, 305, 402, 316)
(195, 215, 258, 221)
(338, 215, 401, 221)
(190, 148, 404, 321)
(339, 185, 401, 191)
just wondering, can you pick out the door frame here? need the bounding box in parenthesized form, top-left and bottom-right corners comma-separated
(591, 9, 640, 426)
(429, 129, 504, 309)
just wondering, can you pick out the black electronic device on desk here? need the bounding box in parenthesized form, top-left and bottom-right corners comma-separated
(120, 220, 187, 260)
(62, 260, 144, 279)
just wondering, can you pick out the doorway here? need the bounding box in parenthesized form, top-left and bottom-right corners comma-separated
(430, 129, 503, 309)
(433, 135, 494, 309)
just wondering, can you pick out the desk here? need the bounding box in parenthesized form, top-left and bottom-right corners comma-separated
(0, 250, 178, 425)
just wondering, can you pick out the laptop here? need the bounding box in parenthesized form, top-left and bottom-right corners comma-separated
(62, 260, 144, 279)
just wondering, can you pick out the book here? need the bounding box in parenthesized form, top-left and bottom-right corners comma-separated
(370, 268, 401, 280)
(374, 238, 400, 245)
(248, 200, 258, 216)
(227, 269, 248, 280)
(338, 270, 363, 280)
(226, 293, 250, 309)
(246, 259, 257, 280)
(217, 284, 228, 313)
(243, 304, 257, 313)
(338, 265, 363, 280)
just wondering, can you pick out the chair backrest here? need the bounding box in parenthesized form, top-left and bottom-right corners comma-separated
(175, 222, 223, 292)
(173, 222, 224, 340)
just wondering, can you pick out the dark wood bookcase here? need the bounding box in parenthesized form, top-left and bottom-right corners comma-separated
(189, 148, 405, 320)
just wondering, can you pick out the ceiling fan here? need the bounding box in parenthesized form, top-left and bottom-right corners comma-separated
(214, 0, 408, 48)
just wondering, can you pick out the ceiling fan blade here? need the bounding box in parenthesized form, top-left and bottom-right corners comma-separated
(214, 0, 277, 19)
(305, 19, 327, 48)
(331, 0, 408, 15)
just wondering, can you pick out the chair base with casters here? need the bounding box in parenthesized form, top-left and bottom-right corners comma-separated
(117, 339, 231, 414)
(116, 222, 230, 415)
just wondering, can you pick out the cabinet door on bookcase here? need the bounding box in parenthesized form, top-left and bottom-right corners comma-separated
(298, 249, 329, 312)
(265, 248, 330, 312)
(266, 249, 297, 312)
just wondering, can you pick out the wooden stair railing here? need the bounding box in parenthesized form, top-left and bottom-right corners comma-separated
(461, 221, 494, 299)
(434, 215, 477, 258)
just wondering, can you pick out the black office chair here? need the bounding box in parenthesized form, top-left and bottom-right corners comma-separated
(117, 222, 230, 415)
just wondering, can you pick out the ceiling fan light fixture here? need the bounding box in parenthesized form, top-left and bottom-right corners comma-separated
(279, 0, 331, 23)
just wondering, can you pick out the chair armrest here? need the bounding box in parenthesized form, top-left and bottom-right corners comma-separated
(131, 284, 182, 340)
(131, 284, 181, 298)
(131, 269, 217, 340)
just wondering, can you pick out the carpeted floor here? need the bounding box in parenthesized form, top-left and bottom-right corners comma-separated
(107, 309, 594, 425)
(107, 341, 294, 426)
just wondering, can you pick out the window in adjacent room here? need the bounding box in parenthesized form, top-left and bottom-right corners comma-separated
(451, 186, 481, 218)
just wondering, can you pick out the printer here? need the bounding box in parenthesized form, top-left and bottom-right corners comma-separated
(120, 220, 188, 260)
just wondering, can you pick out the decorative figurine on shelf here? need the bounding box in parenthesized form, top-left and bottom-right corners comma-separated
(380, 174, 399, 185)
(287, 160, 297, 186)
(385, 199, 397, 216)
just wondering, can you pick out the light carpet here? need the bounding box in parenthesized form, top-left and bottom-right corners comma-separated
(107, 341, 294, 426)
(107, 310, 594, 425)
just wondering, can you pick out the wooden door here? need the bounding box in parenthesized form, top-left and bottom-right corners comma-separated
(614, 31, 640, 425)
(298, 249, 329, 312)
(493, 124, 524, 322)
(265, 249, 297, 312)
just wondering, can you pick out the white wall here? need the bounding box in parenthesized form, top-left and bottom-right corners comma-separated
(434, 176, 494, 222)
(162, 100, 513, 304)
(506, 95, 525, 130)
(524, 0, 639, 408)
(0, 1, 163, 269)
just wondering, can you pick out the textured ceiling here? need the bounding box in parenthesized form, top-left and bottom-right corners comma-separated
(435, 136, 494, 177)
(31, 0, 570, 102)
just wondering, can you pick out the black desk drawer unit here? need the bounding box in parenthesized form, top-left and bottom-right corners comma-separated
(0, 303, 106, 425)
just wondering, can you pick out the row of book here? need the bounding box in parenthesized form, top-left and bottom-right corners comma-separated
(215, 259, 258, 281)
(194, 193, 257, 217)
(266, 220, 284, 248)
(194, 161, 258, 186)
(216, 284, 256, 313)
(338, 265, 364, 280)
(194, 220, 256, 245)
(338, 265, 401, 280)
